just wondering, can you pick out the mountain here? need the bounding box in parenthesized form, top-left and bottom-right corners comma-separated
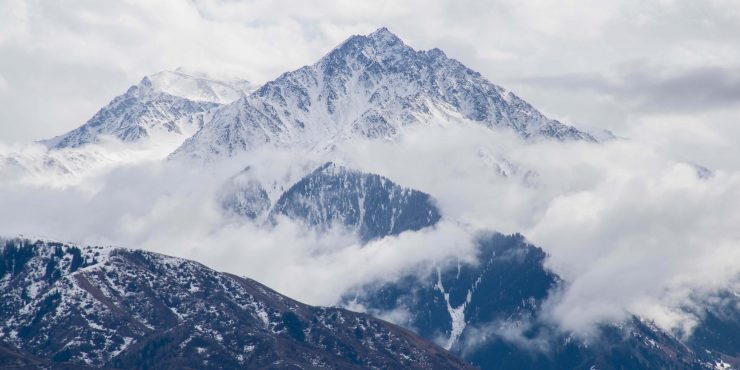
(270, 162, 440, 241)
(1, 71, 255, 185)
(0, 238, 473, 369)
(220, 162, 441, 242)
(0, 339, 107, 369)
(345, 232, 735, 370)
(43, 70, 253, 150)
(171, 27, 595, 162)
(686, 290, 740, 367)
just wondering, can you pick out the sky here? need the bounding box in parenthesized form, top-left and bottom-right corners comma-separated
(1, 0, 740, 144)
(1, 0, 740, 345)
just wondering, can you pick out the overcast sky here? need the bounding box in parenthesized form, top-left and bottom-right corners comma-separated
(1, 0, 740, 143)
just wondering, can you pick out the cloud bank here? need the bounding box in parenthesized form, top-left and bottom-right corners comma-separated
(2, 0, 740, 141)
(1, 115, 739, 339)
(334, 121, 740, 335)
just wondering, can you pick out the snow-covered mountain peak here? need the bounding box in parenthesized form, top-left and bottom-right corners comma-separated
(367, 26, 402, 43)
(43, 71, 253, 150)
(333, 27, 408, 58)
(171, 28, 596, 161)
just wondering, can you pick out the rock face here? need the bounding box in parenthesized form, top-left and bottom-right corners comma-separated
(43, 70, 253, 149)
(270, 162, 441, 242)
(0, 339, 106, 369)
(220, 162, 441, 242)
(171, 27, 595, 161)
(0, 238, 473, 370)
(346, 233, 736, 370)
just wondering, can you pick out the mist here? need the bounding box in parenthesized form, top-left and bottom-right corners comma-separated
(1, 113, 739, 341)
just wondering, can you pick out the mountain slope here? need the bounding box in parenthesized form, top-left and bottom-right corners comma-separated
(0, 339, 108, 370)
(171, 27, 595, 161)
(43, 70, 252, 150)
(220, 162, 441, 241)
(686, 290, 740, 367)
(0, 238, 473, 370)
(270, 162, 440, 242)
(346, 232, 732, 369)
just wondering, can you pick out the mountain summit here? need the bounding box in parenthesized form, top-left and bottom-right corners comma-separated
(43, 71, 253, 149)
(171, 27, 596, 161)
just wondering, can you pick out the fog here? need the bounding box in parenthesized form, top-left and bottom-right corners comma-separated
(1, 114, 739, 340)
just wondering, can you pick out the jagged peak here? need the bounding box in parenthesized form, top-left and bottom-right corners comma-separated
(426, 47, 447, 58)
(171, 28, 601, 160)
(322, 27, 410, 64)
(366, 27, 403, 44)
(359, 27, 407, 52)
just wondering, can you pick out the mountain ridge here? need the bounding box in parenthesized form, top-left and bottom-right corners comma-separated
(171, 27, 596, 161)
(42, 71, 253, 150)
(268, 162, 441, 242)
(0, 237, 473, 370)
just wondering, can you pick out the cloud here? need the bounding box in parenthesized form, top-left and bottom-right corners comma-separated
(329, 119, 740, 336)
(3, 113, 739, 339)
(0, 143, 479, 306)
(459, 319, 553, 356)
(517, 65, 740, 114)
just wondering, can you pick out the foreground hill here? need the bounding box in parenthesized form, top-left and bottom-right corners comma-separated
(0, 238, 473, 370)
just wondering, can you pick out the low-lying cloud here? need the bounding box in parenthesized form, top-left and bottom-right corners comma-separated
(0, 115, 739, 342)
(517, 65, 740, 114)
(333, 120, 740, 336)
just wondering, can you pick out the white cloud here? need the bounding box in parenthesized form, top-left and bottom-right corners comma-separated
(329, 119, 740, 335)
(2, 114, 739, 338)
(0, 146, 478, 306)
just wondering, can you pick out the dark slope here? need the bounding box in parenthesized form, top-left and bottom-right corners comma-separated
(686, 291, 740, 368)
(347, 232, 730, 369)
(269, 162, 441, 242)
(0, 238, 473, 370)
